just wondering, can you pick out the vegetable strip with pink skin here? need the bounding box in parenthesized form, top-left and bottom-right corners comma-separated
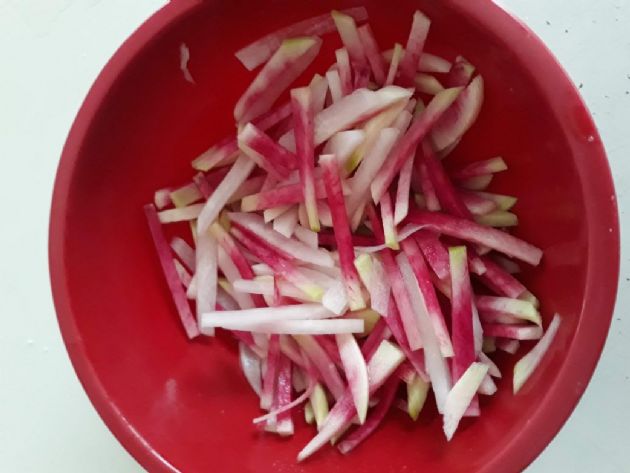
(261, 335, 281, 410)
(449, 246, 476, 381)
(482, 323, 543, 340)
(357, 24, 386, 85)
(416, 160, 441, 211)
(144, 205, 199, 338)
(291, 87, 320, 231)
(238, 123, 296, 178)
(394, 153, 414, 224)
(370, 87, 462, 203)
(414, 231, 450, 279)
(331, 10, 369, 70)
(320, 154, 367, 310)
(397, 10, 431, 86)
(380, 192, 398, 250)
(335, 48, 353, 96)
(401, 238, 453, 357)
(294, 334, 346, 400)
(477, 255, 528, 298)
(451, 156, 507, 179)
(405, 210, 543, 265)
(336, 332, 370, 423)
(385, 43, 403, 86)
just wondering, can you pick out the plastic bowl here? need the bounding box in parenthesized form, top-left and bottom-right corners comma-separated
(49, 1, 619, 472)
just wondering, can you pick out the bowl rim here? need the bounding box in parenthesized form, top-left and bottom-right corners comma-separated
(48, 1, 620, 472)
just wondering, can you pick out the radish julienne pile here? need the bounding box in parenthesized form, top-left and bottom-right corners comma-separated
(145, 7, 562, 460)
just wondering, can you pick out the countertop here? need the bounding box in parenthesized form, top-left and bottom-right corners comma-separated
(0, 0, 628, 471)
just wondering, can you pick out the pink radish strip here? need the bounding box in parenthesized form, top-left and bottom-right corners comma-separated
(310, 74, 329, 114)
(444, 55, 476, 88)
(353, 62, 371, 89)
(385, 43, 403, 86)
(414, 231, 450, 279)
(331, 10, 369, 70)
(380, 250, 423, 350)
(315, 86, 412, 145)
(471, 191, 517, 211)
(335, 48, 353, 96)
(228, 175, 266, 204)
(316, 335, 342, 366)
(380, 192, 398, 250)
(449, 246, 475, 381)
(354, 254, 390, 317)
(261, 335, 280, 410)
(416, 161, 441, 211)
(458, 191, 498, 215)
(419, 53, 452, 73)
(197, 154, 256, 233)
(238, 123, 296, 179)
(326, 70, 343, 103)
(202, 316, 362, 335)
(414, 74, 444, 95)
(394, 153, 414, 224)
(294, 334, 346, 399)
(400, 238, 453, 357)
(432, 75, 484, 152)
(337, 373, 399, 454)
(443, 362, 488, 440)
(273, 206, 298, 237)
(316, 200, 333, 227)
(360, 318, 390, 361)
(397, 253, 452, 413)
(271, 354, 294, 435)
(174, 260, 192, 288)
(292, 86, 320, 231)
(320, 154, 367, 310)
(192, 173, 212, 200)
(241, 177, 332, 211)
(478, 352, 502, 378)
(294, 224, 318, 248)
(154, 188, 172, 209)
(482, 324, 543, 340)
(170, 182, 202, 208)
(234, 7, 368, 70)
(451, 156, 507, 180)
(405, 210, 543, 265)
(228, 212, 334, 267)
(475, 296, 541, 325)
(235, 37, 322, 123)
(218, 247, 256, 309)
(192, 137, 240, 172)
(139, 196, 197, 313)
(232, 277, 311, 302)
(170, 237, 195, 271)
(195, 228, 218, 334)
(496, 338, 520, 354)
(457, 174, 493, 191)
(336, 333, 369, 423)
(421, 141, 473, 218)
(318, 233, 377, 248)
(491, 254, 521, 274)
(158, 204, 204, 223)
(479, 310, 523, 325)
(478, 255, 528, 298)
(239, 342, 263, 396)
(370, 87, 462, 203)
(514, 314, 561, 393)
(297, 340, 405, 461)
(209, 223, 256, 281)
(253, 379, 315, 424)
(358, 24, 386, 85)
(230, 225, 324, 301)
(398, 11, 431, 86)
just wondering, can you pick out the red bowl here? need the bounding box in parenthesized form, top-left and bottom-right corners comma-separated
(49, 1, 619, 472)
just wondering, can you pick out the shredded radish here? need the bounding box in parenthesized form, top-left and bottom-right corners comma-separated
(144, 7, 558, 458)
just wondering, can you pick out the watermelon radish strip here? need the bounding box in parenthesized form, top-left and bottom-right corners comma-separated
(358, 24, 386, 85)
(238, 123, 296, 179)
(444, 55, 476, 88)
(331, 10, 369, 69)
(195, 228, 218, 334)
(336, 333, 370, 423)
(413, 231, 450, 280)
(442, 362, 488, 440)
(235, 7, 368, 70)
(449, 246, 476, 381)
(405, 210, 543, 265)
(385, 43, 403, 86)
(336, 48, 353, 96)
(320, 154, 367, 310)
(394, 153, 414, 224)
(482, 324, 543, 340)
(397, 10, 431, 86)
(144, 205, 199, 339)
(294, 334, 347, 399)
(451, 156, 507, 180)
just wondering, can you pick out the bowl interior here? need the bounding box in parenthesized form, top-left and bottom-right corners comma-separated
(50, 1, 618, 472)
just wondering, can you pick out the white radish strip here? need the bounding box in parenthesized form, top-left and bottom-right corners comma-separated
(472, 302, 484, 355)
(458, 174, 493, 191)
(310, 383, 330, 430)
(398, 10, 431, 86)
(174, 260, 192, 288)
(358, 24, 386, 85)
(234, 37, 322, 124)
(191, 138, 239, 172)
(335, 48, 353, 96)
(419, 53, 452, 73)
(497, 338, 520, 354)
(353, 223, 424, 253)
(144, 204, 199, 338)
(478, 373, 497, 396)
(154, 188, 172, 209)
(513, 314, 561, 393)
(320, 154, 367, 311)
(271, 354, 294, 435)
(170, 182, 202, 208)
(217, 318, 364, 336)
(234, 7, 368, 70)
(310, 74, 329, 114)
(354, 254, 390, 317)
(294, 334, 346, 400)
(322, 280, 349, 315)
(407, 374, 430, 420)
(158, 203, 204, 223)
(478, 352, 502, 378)
(443, 362, 489, 440)
(336, 333, 369, 423)
(394, 154, 414, 224)
(228, 212, 333, 267)
(195, 228, 218, 334)
(380, 192, 398, 250)
(239, 343, 262, 396)
(314, 86, 412, 145)
(273, 206, 298, 237)
(261, 335, 280, 410)
(326, 70, 343, 103)
(233, 277, 313, 302)
(482, 324, 543, 340)
(476, 296, 541, 326)
(294, 225, 318, 248)
(216, 286, 239, 311)
(227, 176, 266, 204)
(323, 130, 365, 171)
(253, 381, 315, 424)
(397, 252, 452, 413)
(170, 237, 196, 271)
(414, 74, 444, 95)
(392, 110, 413, 134)
(292, 86, 320, 231)
(197, 155, 256, 233)
(451, 156, 507, 179)
(346, 127, 400, 216)
(316, 200, 333, 227)
(385, 43, 403, 86)
(205, 303, 334, 323)
(331, 10, 369, 69)
(297, 340, 404, 461)
(218, 246, 256, 309)
(475, 211, 519, 228)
